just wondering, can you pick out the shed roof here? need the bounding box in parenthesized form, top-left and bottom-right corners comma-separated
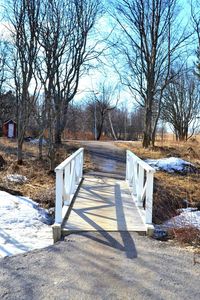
(3, 119, 16, 125)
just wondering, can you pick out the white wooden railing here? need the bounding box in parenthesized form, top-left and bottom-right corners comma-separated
(126, 150, 155, 224)
(54, 148, 84, 224)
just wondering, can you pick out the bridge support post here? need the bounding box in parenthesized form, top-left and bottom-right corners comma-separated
(145, 171, 154, 224)
(52, 223, 61, 243)
(146, 224, 154, 236)
(55, 169, 63, 223)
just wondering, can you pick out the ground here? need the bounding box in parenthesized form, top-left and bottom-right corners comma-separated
(1, 136, 200, 221)
(0, 137, 200, 299)
(0, 138, 92, 208)
(0, 232, 199, 300)
(0, 137, 200, 238)
(1, 137, 200, 213)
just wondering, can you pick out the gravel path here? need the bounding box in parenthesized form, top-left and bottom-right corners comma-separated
(0, 232, 199, 300)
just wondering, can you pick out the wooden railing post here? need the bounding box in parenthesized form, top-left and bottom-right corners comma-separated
(145, 171, 154, 224)
(132, 161, 137, 197)
(79, 150, 84, 179)
(55, 169, 63, 224)
(70, 159, 76, 194)
(137, 165, 144, 206)
(126, 151, 129, 181)
(64, 164, 71, 205)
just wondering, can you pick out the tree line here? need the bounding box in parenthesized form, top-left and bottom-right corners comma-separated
(0, 0, 200, 169)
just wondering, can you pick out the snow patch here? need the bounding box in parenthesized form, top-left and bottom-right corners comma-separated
(6, 174, 28, 184)
(164, 208, 200, 230)
(29, 138, 47, 145)
(0, 191, 53, 257)
(145, 157, 193, 173)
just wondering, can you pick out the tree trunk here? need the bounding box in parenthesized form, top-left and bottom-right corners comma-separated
(55, 129, 62, 144)
(151, 115, 159, 147)
(97, 124, 103, 140)
(49, 149, 55, 172)
(179, 132, 187, 141)
(38, 135, 43, 159)
(17, 139, 23, 165)
(97, 114, 104, 140)
(108, 112, 117, 140)
(143, 108, 152, 148)
(48, 135, 56, 172)
(55, 114, 62, 145)
(17, 115, 24, 165)
(55, 104, 68, 144)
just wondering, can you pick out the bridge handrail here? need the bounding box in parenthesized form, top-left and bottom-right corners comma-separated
(126, 150, 155, 173)
(126, 150, 155, 224)
(54, 147, 84, 224)
(55, 147, 83, 171)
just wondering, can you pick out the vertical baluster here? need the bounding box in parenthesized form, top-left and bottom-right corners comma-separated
(80, 150, 84, 179)
(131, 156, 136, 196)
(129, 156, 134, 187)
(64, 164, 71, 205)
(145, 171, 154, 224)
(70, 159, 76, 195)
(137, 165, 144, 206)
(126, 151, 129, 182)
(74, 156, 79, 184)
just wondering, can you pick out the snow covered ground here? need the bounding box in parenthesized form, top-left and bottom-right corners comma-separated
(29, 138, 47, 145)
(6, 174, 28, 184)
(145, 157, 193, 173)
(0, 191, 53, 258)
(164, 208, 200, 230)
(145, 157, 200, 230)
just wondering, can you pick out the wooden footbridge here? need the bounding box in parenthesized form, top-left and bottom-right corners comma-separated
(52, 148, 155, 242)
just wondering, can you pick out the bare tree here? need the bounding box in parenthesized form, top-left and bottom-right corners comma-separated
(35, 0, 102, 170)
(110, 105, 128, 140)
(88, 81, 119, 140)
(37, 0, 102, 140)
(0, 91, 16, 135)
(162, 71, 200, 141)
(0, 40, 11, 131)
(111, 0, 190, 147)
(0, 40, 8, 94)
(64, 100, 144, 141)
(7, 0, 40, 163)
(191, 0, 200, 78)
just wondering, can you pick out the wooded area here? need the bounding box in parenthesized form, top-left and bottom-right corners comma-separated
(0, 0, 200, 169)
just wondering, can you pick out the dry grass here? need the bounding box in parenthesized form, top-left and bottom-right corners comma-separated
(0, 138, 94, 209)
(168, 227, 200, 247)
(116, 137, 200, 224)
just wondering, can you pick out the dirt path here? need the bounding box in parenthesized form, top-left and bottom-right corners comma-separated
(80, 141, 126, 179)
(0, 232, 199, 300)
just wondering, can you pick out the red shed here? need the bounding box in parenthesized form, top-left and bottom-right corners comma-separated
(3, 119, 17, 138)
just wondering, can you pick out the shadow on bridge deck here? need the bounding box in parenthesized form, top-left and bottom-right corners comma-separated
(62, 175, 146, 258)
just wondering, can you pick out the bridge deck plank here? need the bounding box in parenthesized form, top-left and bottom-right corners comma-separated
(62, 175, 146, 233)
